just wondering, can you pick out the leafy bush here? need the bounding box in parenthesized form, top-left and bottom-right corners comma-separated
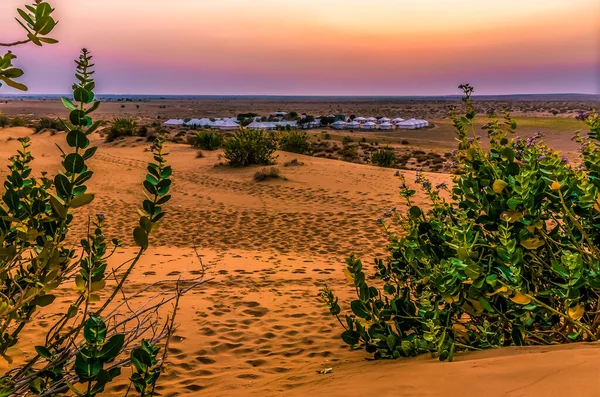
(0, 49, 201, 395)
(0, 114, 7, 128)
(371, 148, 397, 167)
(279, 130, 310, 154)
(35, 117, 65, 133)
(322, 84, 600, 362)
(223, 129, 277, 167)
(342, 136, 354, 145)
(191, 130, 224, 150)
(401, 139, 409, 145)
(106, 117, 138, 142)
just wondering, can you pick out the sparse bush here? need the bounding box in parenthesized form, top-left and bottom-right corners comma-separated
(0, 115, 7, 128)
(370, 148, 397, 167)
(322, 84, 600, 362)
(284, 158, 304, 167)
(9, 116, 25, 127)
(279, 130, 310, 154)
(342, 136, 354, 145)
(322, 132, 331, 140)
(34, 117, 64, 133)
(253, 167, 282, 181)
(106, 117, 138, 142)
(196, 150, 205, 158)
(223, 129, 278, 167)
(401, 139, 409, 145)
(191, 130, 224, 150)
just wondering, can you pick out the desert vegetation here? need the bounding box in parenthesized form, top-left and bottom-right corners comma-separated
(223, 129, 278, 167)
(322, 84, 600, 361)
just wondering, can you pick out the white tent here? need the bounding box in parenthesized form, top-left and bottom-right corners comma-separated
(379, 117, 391, 123)
(247, 121, 276, 130)
(185, 118, 202, 126)
(354, 117, 366, 122)
(346, 121, 360, 129)
(366, 117, 377, 122)
(331, 121, 347, 130)
(163, 119, 184, 126)
(396, 120, 419, 129)
(408, 118, 428, 128)
(392, 118, 405, 124)
(379, 122, 393, 130)
(218, 120, 240, 130)
(362, 122, 377, 130)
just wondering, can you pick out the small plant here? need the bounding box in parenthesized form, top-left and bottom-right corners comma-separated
(342, 136, 354, 145)
(106, 117, 138, 142)
(370, 148, 397, 168)
(191, 130, 224, 150)
(322, 132, 331, 140)
(284, 158, 304, 167)
(0, 115, 7, 127)
(279, 130, 310, 154)
(196, 150, 205, 158)
(9, 116, 26, 127)
(323, 84, 600, 362)
(401, 139, 409, 145)
(223, 129, 278, 167)
(253, 167, 282, 182)
(34, 117, 64, 133)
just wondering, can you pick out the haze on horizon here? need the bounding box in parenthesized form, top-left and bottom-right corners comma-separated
(1, 0, 598, 96)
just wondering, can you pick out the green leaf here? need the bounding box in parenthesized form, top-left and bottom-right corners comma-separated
(34, 294, 55, 307)
(61, 97, 76, 111)
(69, 110, 87, 126)
(99, 334, 125, 362)
(86, 101, 101, 114)
(340, 330, 360, 345)
(74, 354, 101, 380)
(50, 196, 67, 218)
(63, 153, 85, 174)
(35, 346, 52, 359)
(3, 78, 27, 91)
(70, 193, 94, 208)
(83, 316, 107, 344)
(350, 300, 370, 319)
(409, 206, 422, 219)
(82, 146, 98, 160)
(133, 227, 148, 249)
(66, 130, 89, 149)
(2, 68, 24, 78)
(54, 174, 72, 198)
(130, 348, 152, 373)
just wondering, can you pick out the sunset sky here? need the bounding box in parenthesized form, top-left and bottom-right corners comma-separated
(1, 0, 598, 95)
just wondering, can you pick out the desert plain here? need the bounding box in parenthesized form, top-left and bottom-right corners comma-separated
(1, 95, 600, 396)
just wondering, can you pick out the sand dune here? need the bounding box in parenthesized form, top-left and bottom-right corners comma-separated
(1, 127, 599, 396)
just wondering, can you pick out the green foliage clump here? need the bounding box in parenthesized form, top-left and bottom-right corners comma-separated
(35, 117, 64, 133)
(322, 84, 600, 361)
(279, 130, 311, 154)
(370, 148, 397, 168)
(0, 2, 59, 91)
(342, 136, 354, 145)
(191, 130, 224, 150)
(106, 117, 138, 142)
(0, 49, 191, 396)
(223, 129, 278, 167)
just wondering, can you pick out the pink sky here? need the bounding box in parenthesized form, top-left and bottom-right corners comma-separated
(1, 0, 598, 95)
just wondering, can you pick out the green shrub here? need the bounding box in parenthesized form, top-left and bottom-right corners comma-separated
(0, 114, 7, 128)
(223, 129, 277, 167)
(9, 116, 25, 127)
(34, 117, 65, 133)
(279, 130, 310, 154)
(370, 148, 397, 167)
(322, 84, 600, 362)
(0, 48, 192, 396)
(106, 117, 138, 142)
(342, 136, 354, 145)
(401, 139, 409, 145)
(191, 130, 224, 150)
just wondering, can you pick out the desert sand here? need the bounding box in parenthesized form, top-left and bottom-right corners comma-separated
(2, 119, 600, 396)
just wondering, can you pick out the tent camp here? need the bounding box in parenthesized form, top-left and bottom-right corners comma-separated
(331, 121, 347, 130)
(164, 119, 184, 126)
(396, 120, 419, 129)
(362, 122, 377, 130)
(379, 122, 393, 130)
(217, 120, 240, 130)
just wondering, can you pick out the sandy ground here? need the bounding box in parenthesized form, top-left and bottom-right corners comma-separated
(2, 126, 600, 396)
